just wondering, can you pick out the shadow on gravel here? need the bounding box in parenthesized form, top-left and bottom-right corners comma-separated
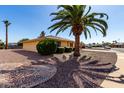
(0, 50, 119, 88)
(106, 75, 124, 84)
(33, 53, 118, 88)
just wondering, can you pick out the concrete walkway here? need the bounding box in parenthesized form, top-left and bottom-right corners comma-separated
(101, 50, 124, 88)
(83, 49, 124, 87)
(0, 49, 56, 88)
(84, 49, 124, 88)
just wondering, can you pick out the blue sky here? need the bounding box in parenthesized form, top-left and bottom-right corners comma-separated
(0, 5, 124, 44)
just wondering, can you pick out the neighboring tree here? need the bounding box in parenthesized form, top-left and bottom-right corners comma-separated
(0, 40, 4, 49)
(3, 20, 11, 49)
(17, 38, 29, 47)
(48, 5, 108, 56)
(112, 40, 118, 48)
(102, 41, 111, 47)
(96, 43, 102, 47)
(38, 31, 45, 38)
(112, 40, 117, 44)
(104, 42, 111, 46)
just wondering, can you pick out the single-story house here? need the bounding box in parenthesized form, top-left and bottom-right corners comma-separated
(22, 35, 75, 52)
(111, 42, 124, 48)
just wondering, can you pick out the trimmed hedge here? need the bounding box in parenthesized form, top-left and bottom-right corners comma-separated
(56, 47, 65, 53)
(36, 39, 57, 55)
(65, 47, 73, 53)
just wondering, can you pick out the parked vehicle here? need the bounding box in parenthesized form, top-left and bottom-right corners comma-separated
(104, 46, 111, 49)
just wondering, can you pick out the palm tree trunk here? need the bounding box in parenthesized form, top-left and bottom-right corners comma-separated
(74, 34, 80, 57)
(5, 26, 8, 49)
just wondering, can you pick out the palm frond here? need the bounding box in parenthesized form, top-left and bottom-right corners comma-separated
(57, 5, 73, 12)
(88, 12, 109, 20)
(84, 29, 88, 39)
(56, 24, 71, 35)
(84, 6, 91, 16)
(86, 24, 98, 36)
(49, 5, 108, 38)
(92, 18, 108, 29)
(85, 27, 91, 38)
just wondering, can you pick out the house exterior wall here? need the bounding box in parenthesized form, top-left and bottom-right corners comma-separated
(112, 45, 124, 48)
(23, 40, 74, 52)
(23, 41, 40, 51)
(61, 41, 68, 47)
(61, 41, 74, 48)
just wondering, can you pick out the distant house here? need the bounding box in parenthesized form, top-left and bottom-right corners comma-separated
(80, 42, 85, 48)
(111, 42, 124, 48)
(22, 35, 75, 52)
(8, 43, 19, 49)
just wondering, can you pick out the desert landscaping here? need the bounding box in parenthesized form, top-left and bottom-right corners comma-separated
(0, 49, 123, 88)
(0, 5, 124, 88)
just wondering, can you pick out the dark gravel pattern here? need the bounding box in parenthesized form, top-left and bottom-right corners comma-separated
(0, 49, 117, 88)
(0, 49, 56, 88)
(34, 51, 117, 88)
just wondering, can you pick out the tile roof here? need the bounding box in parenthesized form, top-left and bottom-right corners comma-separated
(23, 35, 74, 43)
(46, 35, 74, 42)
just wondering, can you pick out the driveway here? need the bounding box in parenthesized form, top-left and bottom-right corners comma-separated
(0, 49, 56, 88)
(82, 49, 124, 87)
(101, 49, 124, 88)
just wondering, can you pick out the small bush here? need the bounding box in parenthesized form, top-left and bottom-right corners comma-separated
(65, 47, 73, 53)
(0, 43, 4, 49)
(36, 39, 57, 55)
(56, 47, 65, 53)
(0, 46, 3, 49)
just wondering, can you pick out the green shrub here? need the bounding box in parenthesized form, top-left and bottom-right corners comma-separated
(0, 43, 4, 49)
(65, 47, 73, 53)
(0, 46, 3, 49)
(56, 47, 65, 53)
(36, 39, 57, 55)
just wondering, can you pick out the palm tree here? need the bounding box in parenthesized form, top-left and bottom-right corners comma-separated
(48, 5, 108, 56)
(3, 20, 11, 49)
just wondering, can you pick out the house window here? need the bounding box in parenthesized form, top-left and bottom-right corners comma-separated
(57, 41, 61, 47)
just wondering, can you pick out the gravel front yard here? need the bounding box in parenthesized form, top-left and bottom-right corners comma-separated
(34, 50, 117, 88)
(0, 49, 56, 88)
(0, 49, 117, 88)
